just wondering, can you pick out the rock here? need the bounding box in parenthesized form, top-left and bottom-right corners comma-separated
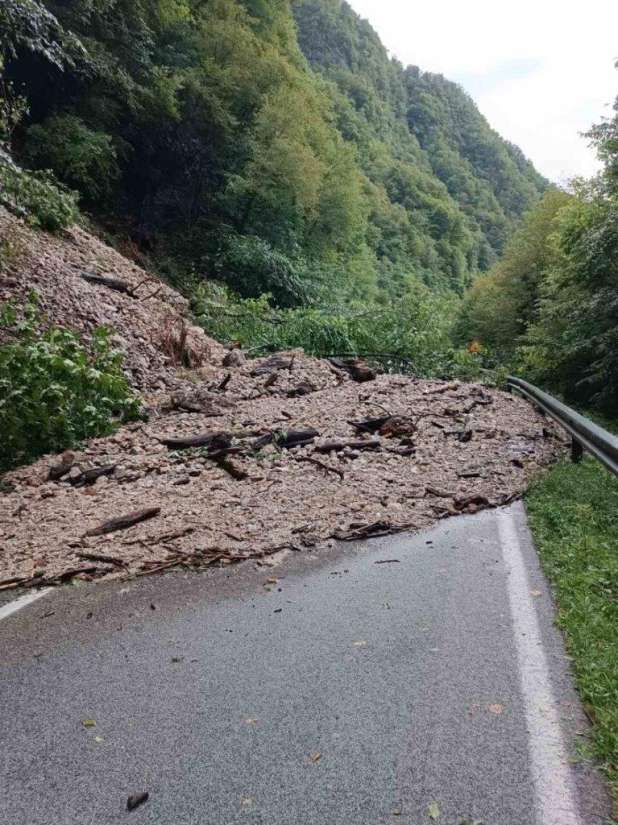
(223, 349, 245, 367)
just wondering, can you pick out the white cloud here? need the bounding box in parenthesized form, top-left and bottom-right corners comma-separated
(347, 0, 618, 182)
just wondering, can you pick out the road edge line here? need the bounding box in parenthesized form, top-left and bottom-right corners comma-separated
(0, 588, 52, 621)
(497, 506, 582, 825)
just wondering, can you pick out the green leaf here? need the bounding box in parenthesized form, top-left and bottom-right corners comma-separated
(427, 801, 440, 820)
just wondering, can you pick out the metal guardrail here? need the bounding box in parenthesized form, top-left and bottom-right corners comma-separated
(507, 376, 618, 477)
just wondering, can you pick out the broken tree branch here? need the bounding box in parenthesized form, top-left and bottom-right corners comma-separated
(315, 439, 381, 453)
(294, 455, 344, 479)
(159, 432, 231, 451)
(81, 273, 137, 297)
(84, 507, 161, 537)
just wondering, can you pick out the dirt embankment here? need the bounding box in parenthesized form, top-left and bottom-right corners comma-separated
(0, 210, 566, 589)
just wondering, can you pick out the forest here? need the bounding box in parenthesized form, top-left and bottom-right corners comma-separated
(457, 88, 618, 413)
(0, 0, 544, 299)
(0, 0, 615, 413)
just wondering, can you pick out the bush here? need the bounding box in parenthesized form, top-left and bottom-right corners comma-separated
(193, 281, 488, 381)
(213, 233, 311, 308)
(0, 297, 140, 472)
(25, 115, 120, 204)
(0, 156, 79, 231)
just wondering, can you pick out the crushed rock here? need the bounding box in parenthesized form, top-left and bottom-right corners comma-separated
(0, 208, 219, 393)
(0, 210, 567, 588)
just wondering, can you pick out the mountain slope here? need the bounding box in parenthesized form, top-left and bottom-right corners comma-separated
(293, 0, 548, 274)
(2, 0, 546, 303)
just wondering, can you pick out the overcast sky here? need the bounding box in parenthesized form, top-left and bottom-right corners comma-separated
(347, 0, 618, 183)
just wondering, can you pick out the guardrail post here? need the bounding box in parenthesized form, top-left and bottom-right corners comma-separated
(571, 439, 584, 463)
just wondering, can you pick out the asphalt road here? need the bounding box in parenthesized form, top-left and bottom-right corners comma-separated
(0, 503, 610, 825)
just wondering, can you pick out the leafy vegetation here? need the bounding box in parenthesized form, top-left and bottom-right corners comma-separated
(457, 70, 618, 413)
(0, 297, 140, 472)
(194, 282, 484, 380)
(0, 153, 79, 231)
(0, 0, 545, 307)
(526, 458, 618, 805)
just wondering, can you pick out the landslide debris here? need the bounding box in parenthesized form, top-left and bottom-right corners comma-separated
(0, 210, 566, 588)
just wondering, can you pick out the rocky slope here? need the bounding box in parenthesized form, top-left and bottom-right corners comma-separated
(0, 213, 565, 589)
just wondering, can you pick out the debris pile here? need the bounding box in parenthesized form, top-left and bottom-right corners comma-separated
(0, 208, 216, 392)
(0, 209, 567, 588)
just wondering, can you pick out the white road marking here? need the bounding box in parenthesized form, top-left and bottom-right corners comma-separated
(497, 508, 582, 825)
(0, 588, 51, 621)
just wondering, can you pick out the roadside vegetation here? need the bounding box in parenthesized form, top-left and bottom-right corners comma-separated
(193, 282, 484, 379)
(0, 296, 140, 473)
(456, 64, 618, 416)
(526, 457, 618, 807)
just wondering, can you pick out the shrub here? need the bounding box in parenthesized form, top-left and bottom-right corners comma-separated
(0, 156, 79, 231)
(213, 233, 311, 308)
(0, 297, 140, 472)
(25, 115, 120, 204)
(193, 281, 488, 381)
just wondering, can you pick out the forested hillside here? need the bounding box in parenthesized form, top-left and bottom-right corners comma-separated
(457, 76, 618, 412)
(294, 0, 547, 283)
(1, 0, 545, 308)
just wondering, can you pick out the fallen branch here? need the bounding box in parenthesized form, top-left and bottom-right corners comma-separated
(84, 507, 161, 537)
(81, 273, 136, 297)
(276, 429, 319, 449)
(333, 520, 413, 541)
(0, 575, 32, 591)
(70, 465, 116, 488)
(159, 432, 231, 450)
(253, 430, 320, 451)
(315, 439, 380, 453)
(295, 455, 344, 480)
(138, 285, 163, 302)
(48, 455, 74, 481)
(23, 566, 100, 587)
(217, 373, 231, 392)
(77, 552, 127, 567)
(348, 416, 390, 434)
(251, 356, 294, 376)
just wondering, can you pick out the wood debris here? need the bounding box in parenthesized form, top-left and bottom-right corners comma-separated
(0, 207, 566, 588)
(84, 508, 161, 537)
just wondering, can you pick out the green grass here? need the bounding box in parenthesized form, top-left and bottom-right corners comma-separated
(526, 457, 618, 810)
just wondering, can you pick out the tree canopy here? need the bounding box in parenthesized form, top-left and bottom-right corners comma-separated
(456, 68, 618, 412)
(1, 0, 546, 306)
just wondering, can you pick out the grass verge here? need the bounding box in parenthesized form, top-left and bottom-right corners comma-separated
(526, 457, 618, 811)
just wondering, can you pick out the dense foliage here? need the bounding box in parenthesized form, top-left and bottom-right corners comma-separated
(194, 282, 483, 380)
(0, 152, 79, 231)
(457, 78, 618, 412)
(1, 0, 545, 306)
(0, 297, 140, 471)
(294, 0, 547, 288)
